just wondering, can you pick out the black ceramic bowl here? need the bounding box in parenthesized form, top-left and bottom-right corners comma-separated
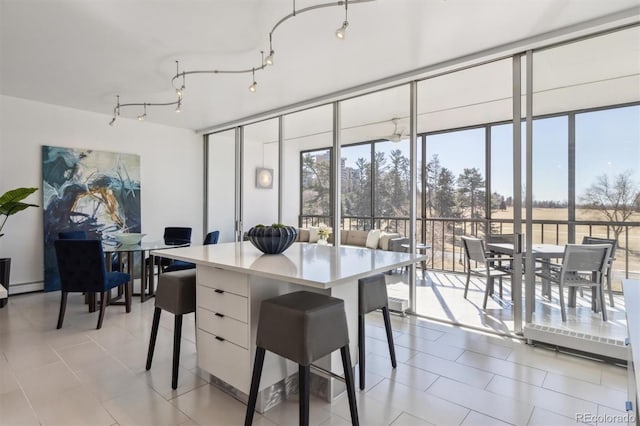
(246, 225, 298, 255)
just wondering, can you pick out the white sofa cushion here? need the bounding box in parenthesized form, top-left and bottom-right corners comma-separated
(378, 232, 401, 250)
(308, 227, 320, 243)
(365, 229, 381, 249)
(346, 230, 368, 246)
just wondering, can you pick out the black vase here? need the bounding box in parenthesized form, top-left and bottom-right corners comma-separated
(246, 226, 298, 255)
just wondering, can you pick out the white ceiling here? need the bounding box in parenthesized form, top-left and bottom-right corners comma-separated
(1, 0, 638, 132)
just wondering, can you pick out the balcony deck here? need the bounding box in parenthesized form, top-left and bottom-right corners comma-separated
(385, 269, 628, 346)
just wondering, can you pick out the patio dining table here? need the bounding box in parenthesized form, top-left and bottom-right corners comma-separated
(486, 243, 566, 311)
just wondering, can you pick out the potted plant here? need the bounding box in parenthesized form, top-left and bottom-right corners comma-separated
(0, 187, 38, 305)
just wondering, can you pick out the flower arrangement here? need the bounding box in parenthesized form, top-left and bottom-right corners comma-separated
(317, 223, 330, 241)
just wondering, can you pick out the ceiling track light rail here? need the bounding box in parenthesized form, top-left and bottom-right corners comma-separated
(109, 0, 373, 125)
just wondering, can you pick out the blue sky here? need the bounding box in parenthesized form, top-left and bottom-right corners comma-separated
(341, 105, 639, 202)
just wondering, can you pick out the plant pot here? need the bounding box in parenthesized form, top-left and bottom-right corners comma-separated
(0, 258, 10, 307)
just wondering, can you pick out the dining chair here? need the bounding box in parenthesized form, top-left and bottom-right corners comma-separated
(486, 233, 517, 287)
(461, 236, 512, 309)
(163, 230, 219, 273)
(58, 230, 88, 240)
(536, 244, 611, 322)
(582, 236, 617, 307)
(147, 226, 193, 275)
(54, 239, 131, 329)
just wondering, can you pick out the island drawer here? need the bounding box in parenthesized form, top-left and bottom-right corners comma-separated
(197, 329, 250, 394)
(197, 306, 248, 349)
(197, 285, 248, 323)
(198, 267, 248, 297)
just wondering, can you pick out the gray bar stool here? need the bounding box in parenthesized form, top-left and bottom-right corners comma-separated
(145, 269, 196, 389)
(358, 274, 396, 390)
(244, 291, 359, 426)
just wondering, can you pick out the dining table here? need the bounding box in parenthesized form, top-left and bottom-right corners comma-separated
(103, 240, 189, 303)
(486, 242, 566, 311)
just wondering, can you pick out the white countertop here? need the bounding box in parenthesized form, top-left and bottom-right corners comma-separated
(152, 241, 426, 289)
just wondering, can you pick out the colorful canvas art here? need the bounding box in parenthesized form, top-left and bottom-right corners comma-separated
(42, 146, 141, 291)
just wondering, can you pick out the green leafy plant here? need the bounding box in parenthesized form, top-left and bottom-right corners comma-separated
(0, 187, 38, 238)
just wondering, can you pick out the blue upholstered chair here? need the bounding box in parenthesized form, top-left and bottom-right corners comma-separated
(163, 231, 220, 273)
(148, 227, 193, 274)
(203, 230, 220, 245)
(58, 230, 88, 240)
(54, 239, 131, 329)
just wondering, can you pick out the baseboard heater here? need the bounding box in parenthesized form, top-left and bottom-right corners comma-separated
(388, 297, 408, 315)
(524, 323, 627, 361)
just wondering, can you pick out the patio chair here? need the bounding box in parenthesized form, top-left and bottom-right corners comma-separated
(535, 244, 610, 322)
(582, 236, 617, 307)
(461, 236, 512, 309)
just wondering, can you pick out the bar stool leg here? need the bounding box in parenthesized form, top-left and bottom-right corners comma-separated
(358, 314, 365, 390)
(340, 345, 359, 426)
(146, 307, 161, 370)
(299, 364, 310, 426)
(381, 307, 397, 368)
(172, 314, 183, 389)
(245, 347, 266, 426)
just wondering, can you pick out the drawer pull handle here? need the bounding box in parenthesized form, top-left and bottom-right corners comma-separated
(215, 336, 225, 342)
(214, 289, 224, 294)
(215, 312, 225, 318)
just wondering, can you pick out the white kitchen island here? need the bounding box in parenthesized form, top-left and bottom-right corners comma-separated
(152, 241, 425, 412)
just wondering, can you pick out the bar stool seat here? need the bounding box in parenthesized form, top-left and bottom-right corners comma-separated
(358, 274, 397, 390)
(245, 291, 359, 426)
(145, 269, 196, 389)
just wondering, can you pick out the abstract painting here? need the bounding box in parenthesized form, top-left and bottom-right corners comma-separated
(42, 146, 141, 291)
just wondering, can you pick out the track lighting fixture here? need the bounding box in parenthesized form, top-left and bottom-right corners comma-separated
(265, 50, 275, 66)
(335, 0, 349, 39)
(335, 21, 348, 39)
(108, 0, 372, 125)
(265, 33, 275, 65)
(249, 68, 257, 93)
(137, 104, 147, 121)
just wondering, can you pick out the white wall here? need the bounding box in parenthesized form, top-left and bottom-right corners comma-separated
(0, 95, 203, 293)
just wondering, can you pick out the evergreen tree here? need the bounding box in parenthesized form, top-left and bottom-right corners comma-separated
(434, 167, 457, 217)
(457, 167, 485, 218)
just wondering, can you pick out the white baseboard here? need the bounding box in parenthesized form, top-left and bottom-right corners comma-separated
(8, 281, 44, 295)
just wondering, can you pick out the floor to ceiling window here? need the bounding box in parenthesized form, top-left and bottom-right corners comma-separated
(205, 24, 639, 357)
(206, 129, 237, 242)
(285, 105, 334, 228)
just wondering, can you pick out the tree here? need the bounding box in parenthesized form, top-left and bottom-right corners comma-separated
(434, 168, 457, 217)
(580, 170, 640, 240)
(352, 157, 371, 216)
(302, 153, 330, 215)
(385, 149, 410, 216)
(457, 167, 485, 219)
(425, 154, 441, 217)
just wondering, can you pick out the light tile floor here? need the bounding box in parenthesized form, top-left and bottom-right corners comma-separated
(0, 290, 632, 426)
